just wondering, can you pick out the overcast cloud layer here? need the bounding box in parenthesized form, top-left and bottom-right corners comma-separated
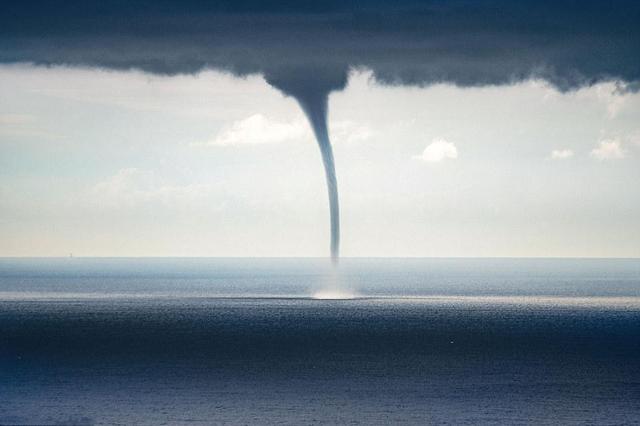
(2, 0, 640, 91)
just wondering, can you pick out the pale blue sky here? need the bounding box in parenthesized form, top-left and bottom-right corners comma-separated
(1, 65, 639, 257)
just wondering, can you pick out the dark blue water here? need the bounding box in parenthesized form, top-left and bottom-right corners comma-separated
(1, 258, 639, 425)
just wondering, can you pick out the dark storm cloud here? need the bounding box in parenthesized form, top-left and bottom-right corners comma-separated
(1, 0, 639, 91)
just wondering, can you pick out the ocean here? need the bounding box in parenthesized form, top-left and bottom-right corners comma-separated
(1, 258, 639, 425)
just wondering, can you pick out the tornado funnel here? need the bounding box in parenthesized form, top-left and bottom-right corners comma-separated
(266, 68, 347, 264)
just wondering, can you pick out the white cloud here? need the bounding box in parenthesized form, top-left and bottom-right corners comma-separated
(90, 168, 225, 211)
(413, 138, 458, 162)
(91, 168, 158, 204)
(195, 114, 372, 147)
(0, 112, 63, 140)
(590, 139, 625, 160)
(0, 113, 35, 125)
(331, 120, 373, 144)
(570, 81, 632, 119)
(201, 114, 309, 146)
(550, 149, 574, 160)
(594, 83, 627, 118)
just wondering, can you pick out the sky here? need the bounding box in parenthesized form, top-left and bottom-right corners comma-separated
(1, 1, 639, 257)
(1, 65, 639, 257)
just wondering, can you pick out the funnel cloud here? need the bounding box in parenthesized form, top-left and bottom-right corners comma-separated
(266, 69, 347, 262)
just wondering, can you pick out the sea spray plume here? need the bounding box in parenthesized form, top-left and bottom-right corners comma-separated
(266, 68, 348, 263)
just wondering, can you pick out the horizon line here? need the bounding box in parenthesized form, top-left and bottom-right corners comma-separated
(1, 256, 639, 260)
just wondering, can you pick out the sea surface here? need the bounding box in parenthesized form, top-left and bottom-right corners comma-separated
(1, 258, 639, 425)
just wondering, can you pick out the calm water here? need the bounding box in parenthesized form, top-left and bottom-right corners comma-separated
(1, 258, 639, 425)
